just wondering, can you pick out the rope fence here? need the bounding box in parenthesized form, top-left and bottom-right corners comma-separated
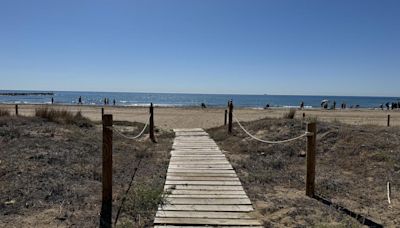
(111, 115, 150, 140)
(233, 113, 310, 144)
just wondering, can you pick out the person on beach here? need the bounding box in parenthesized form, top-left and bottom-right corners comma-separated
(104, 98, 107, 105)
(78, 96, 82, 104)
(113, 99, 116, 106)
(300, 101, 304, 109)
(51, 97, 54, 104)
(333, 101, 336, 110)
(201, 103, 207, 108)
(386, 102, 390, 110)
(380, 104, 384, 110)
(264, 104, 270, 109)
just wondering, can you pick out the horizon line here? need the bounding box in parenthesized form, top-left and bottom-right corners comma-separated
(0, 88, 399, 98)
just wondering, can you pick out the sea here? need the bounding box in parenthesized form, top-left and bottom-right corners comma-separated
(0, 90, 399, 109)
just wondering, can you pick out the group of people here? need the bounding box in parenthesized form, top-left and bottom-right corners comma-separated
(75, 96, 116, 105)
(382, 101, 400, 110)
(103, 98, 116, 106)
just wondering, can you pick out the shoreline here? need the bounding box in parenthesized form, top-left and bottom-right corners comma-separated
(1, 103, 399, 128)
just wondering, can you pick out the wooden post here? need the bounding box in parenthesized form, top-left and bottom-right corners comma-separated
(101, 107, 104, 117)
(100, 114, 113, 228)
(303, 112, 305, 119)
(15, 104, 18, 116)
(228, 101, 233, 134)
(387, 114, 390, 127)
(306, 122, 317, 198)
(149, 103, 156, 142)
(224, 109, 228, 126)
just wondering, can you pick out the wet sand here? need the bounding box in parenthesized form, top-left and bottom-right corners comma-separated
(1, 104, 399, 129)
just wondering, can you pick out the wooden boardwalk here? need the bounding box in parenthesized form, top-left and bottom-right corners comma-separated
(154, 128, 262, 227)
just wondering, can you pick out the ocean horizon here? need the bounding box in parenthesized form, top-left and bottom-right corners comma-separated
(0, 90, 399, 109)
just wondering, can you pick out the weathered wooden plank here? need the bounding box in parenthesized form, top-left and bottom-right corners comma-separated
(154, 217, 261, 226)
(165, 181, 241, 186)
(171, 152, 222, 155)
(170, 161, 230, 164)
(168, 167, 233, 171)
(158, 204, 254, 212)
(171, 157, 226, 160)
(164, 185, 244, 191)
(166, 173, 237, 177)
(166, 194, 248, 198)
(167, 176, 239, 181)
(154, 225, 263, 228)
(169, 164, 231, 168)
(164, 198, 251, 205)
(167, 190, 247, 195)
(156, 211, 253, 219)
(167, 169, 235, 174)
(154, 226, 263, 228)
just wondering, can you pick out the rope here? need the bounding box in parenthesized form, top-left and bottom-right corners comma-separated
(111, 115, 150, 140)
(233, 113, 311, 144)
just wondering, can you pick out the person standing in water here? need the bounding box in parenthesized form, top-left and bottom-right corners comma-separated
(78, 96, 82, 104)
(51, 97, 54, 104)
(300, 101, 304, 109)
(113, 99, 116, 106)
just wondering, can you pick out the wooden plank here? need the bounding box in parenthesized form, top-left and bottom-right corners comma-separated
(171, 152, 222, 155)
(165, 181, 241, 186)
(158, 205, 254, 212)
(171, 157, 226, 159)
(164, 185, 244, 191)
(168, 166, 232, 170)
(167, 176, 239, 181)
(166, 194, 248, 198)
(154, 217, 261, 226)
(165, 198, 251, 205)
(166, 173, 237, 177)
(167, 169, 235, 174)
(167, 190, 247, 195)
(173, 128, 204, 131)
(156, 211, 253, 219)
(170, 160, 229, 164)
(168, 167, 233, 171)
(155, 226, 263, 228)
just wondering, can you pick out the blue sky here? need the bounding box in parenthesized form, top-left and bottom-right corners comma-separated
(0, 0, 399, 96)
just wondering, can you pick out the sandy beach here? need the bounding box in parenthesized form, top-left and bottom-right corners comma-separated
(1, 104, 399, 128)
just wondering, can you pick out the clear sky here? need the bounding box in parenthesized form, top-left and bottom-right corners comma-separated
(0, 0, 399, 96)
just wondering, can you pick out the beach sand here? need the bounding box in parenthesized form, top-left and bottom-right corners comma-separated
(1, 104, 399, 128)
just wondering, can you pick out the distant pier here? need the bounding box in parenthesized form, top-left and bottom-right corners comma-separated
(0, 92, 54, 96)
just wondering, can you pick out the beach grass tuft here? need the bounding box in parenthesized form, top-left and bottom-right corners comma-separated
(283, 108, 296, 119)
(0, 108, 10, 117)
(35, 107, 92, 127)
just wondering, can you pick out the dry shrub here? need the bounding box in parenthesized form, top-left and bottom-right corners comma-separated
(35, 108, 92, 127)
(283, 108, 296, 119)
(0, 108, 10, 117)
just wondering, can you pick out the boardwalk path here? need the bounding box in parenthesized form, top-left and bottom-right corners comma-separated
(154, 128, 262, 227)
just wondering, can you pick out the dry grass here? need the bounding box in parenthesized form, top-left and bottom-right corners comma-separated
(207, 118, 400, 227)
(35, 107, 92, 127)
(0, 108, 10, 117)
(283, 108, 296, 119)
(0, 116, 173, 227)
